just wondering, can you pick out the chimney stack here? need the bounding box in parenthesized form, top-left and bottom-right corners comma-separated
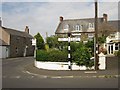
(25, 26, 29, 34)
(60, 16, 63, 22)
(103, 14, 108, 23)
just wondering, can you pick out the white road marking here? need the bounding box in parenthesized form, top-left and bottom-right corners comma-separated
(10, 76, 21, 79)
(22, 70, 119, 79)
(51, 76, 62, 79)
(23, 70, 47, 78)
(84, 71, 97, 73)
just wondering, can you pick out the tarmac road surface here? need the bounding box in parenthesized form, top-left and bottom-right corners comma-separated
(2, 57, 119, 88)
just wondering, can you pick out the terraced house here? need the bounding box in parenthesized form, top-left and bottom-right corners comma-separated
(55, 14, 118, 42)
(0, 20, 34, 58)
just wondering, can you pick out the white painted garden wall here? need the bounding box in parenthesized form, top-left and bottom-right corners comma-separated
(34, 61, 94, 70)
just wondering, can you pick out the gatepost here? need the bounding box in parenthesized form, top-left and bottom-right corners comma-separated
(98, 52, 106, 70)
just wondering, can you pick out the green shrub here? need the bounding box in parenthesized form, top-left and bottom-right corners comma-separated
(45, 44, 49, 52)
(36, 50, 48, 61)
(36, 50, 67, 62)
(34, 33, 45, 50)
(114, 50, 120, 57)
(48, 50, 67, 62)
(72, 45, 93, 68)
(36, 42, 94, 68)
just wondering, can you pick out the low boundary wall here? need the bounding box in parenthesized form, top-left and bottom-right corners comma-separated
(34, 61, 94, 70)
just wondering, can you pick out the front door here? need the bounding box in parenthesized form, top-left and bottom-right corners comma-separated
(108, 44, 113, 55)
(6, 47, 9, 58)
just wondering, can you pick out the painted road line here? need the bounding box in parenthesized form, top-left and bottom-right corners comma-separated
(23, 70, 48, 79)
(84, 71, 97, 73)
(51, 76, 62, 79)
(23, 70, 119, 79)
(10, 76, 21, 79)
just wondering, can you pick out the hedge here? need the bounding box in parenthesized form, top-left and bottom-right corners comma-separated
(36, 50, 49, 61)
(36, 50, 68, 62)
(36, 47, 94, 68)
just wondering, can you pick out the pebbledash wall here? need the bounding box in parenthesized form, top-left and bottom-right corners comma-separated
(34, 52, 106, 70)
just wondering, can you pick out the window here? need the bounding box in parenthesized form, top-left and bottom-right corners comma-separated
(16, 47, 18, 54)
(88, 34, 94, 38)
(88, 23, 94, 29)
(88, 34, 94, 40)
(74, 24, 82, 31)
(75, 25, 80, 31)
(115, 43, 119, 50)
(64, 24, 69, 31)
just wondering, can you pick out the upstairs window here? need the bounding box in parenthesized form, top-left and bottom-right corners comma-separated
(64, 24, 69, 31)
(74, 24, 82, 31)
(88, 23, 94, 29)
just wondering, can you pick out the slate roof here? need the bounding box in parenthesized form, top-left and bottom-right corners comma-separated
(55, 18, 118, 34)
(55, 17, 103, 34)
(2, 27, 33, 38)
(108, 20, 120, 31)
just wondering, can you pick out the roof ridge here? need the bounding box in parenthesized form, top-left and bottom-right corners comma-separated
(2, 26, 25, 33)
(2, 26, 33, 38)
(63, 17, 103, 21)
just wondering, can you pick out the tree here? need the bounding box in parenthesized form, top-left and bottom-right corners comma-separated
(46, 35, 58, 48)
(98, 36, 106, 44)
(34, 33, 44, 50)
(46, 35, 67, 50)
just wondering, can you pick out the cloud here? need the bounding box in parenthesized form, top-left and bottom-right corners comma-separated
(99, 2, 118, 20)
(2, 2, 118, 40)
(2, 0, 120, 2)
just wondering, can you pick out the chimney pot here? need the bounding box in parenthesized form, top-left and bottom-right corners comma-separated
(60, 16, 63, 22)
(103, 14, 108, 23)
(25, 26, 29, 34)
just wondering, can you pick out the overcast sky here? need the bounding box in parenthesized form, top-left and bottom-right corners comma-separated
(1, 0, 119, 39)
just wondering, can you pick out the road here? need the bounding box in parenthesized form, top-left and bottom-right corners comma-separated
(2, 57, 118, 88)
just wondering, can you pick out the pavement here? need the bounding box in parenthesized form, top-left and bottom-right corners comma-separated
(24, 61, 119, 78)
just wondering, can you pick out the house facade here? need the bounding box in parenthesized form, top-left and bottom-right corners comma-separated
(55, 14, 117, 42)
(0, 22, 34, 58)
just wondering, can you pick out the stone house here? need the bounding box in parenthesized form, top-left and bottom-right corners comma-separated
(55, 14, 117, 42)
(0, 21, 34, 58)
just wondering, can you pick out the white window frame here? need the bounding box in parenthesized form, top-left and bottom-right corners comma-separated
(88, 23, 94, 29)
(88, 33, 94, 39)
(74, 24, 82, 31)
(64, 24, 69, 31)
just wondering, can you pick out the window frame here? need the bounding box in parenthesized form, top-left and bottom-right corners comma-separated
(88, 23, 94, 29)
(64, 24, 69, 31)
(74, 24, 82, 31)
